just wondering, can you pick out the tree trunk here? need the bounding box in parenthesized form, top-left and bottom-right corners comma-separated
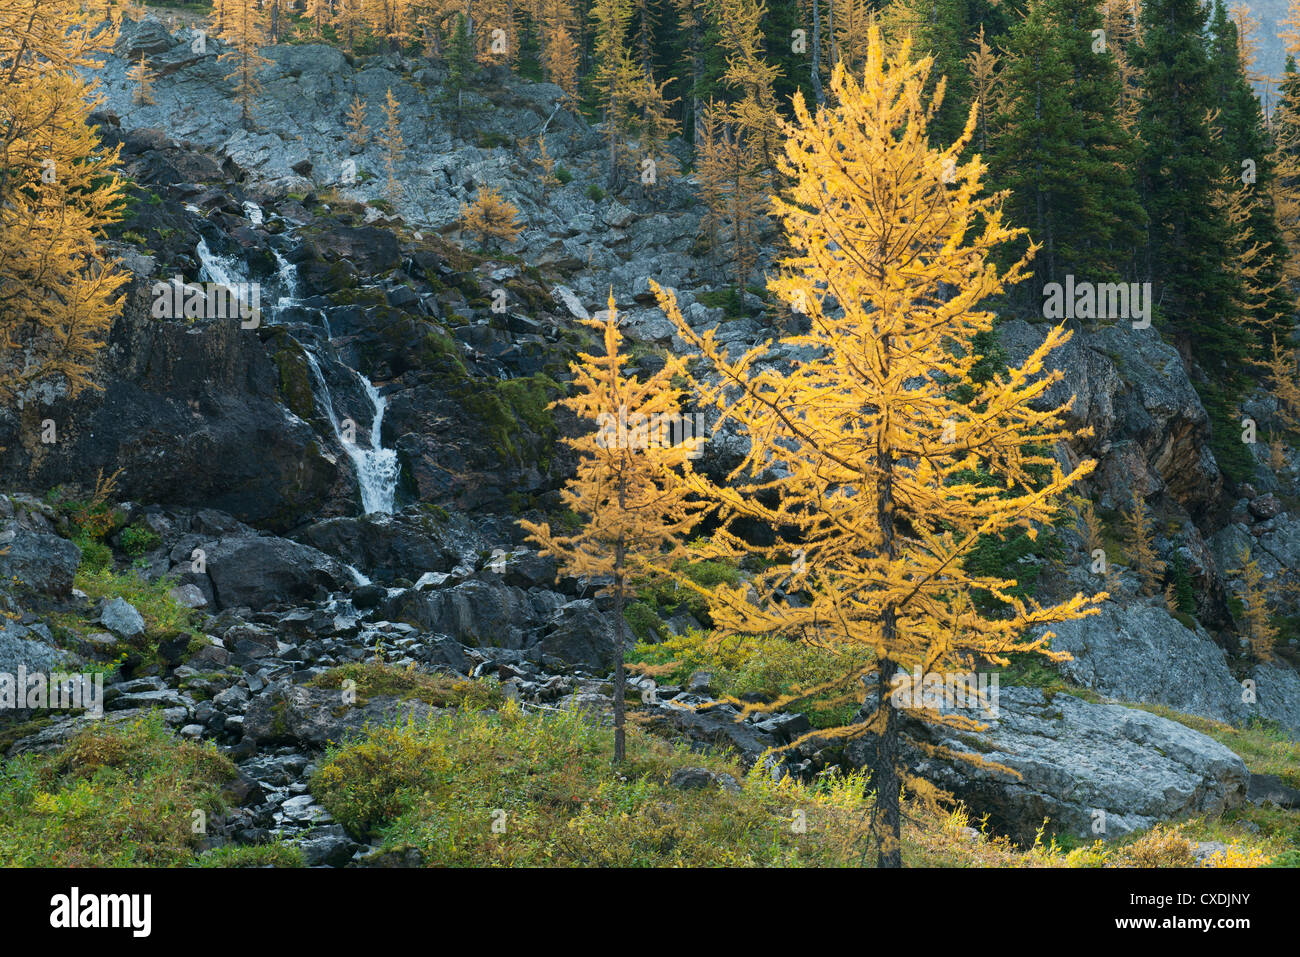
(827, 0, 836, 75)
(812, 0, 824, 105)
(875, 656, 902, 868)
(873, 318, 902, 868)
(608, 104, 619, 188)
(613, 537, 627, 763)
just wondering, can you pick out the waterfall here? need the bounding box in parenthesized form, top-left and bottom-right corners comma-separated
(196, 238, 251, 305)
(271, 248, 300, 318)
(303, 352, 399, 516)
(196, 239, 399, 516)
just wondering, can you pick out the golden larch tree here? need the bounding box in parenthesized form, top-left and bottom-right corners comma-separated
(694, 99, 766, 291)
(833, 0, 875, 77)
(1102, 0, 1143, 133)
(0, 0, 129, 401)
(129, 54, 156, 106)
(1229, 3, 1261, 81)
(1281, 0, 1300, 59)
(345, 94, 370, 151)
(381, 87, 405, 200)
(520, 295, 709, 761)
(333, 0, 368, 50)
(709, 0, 782, 164)
(540, 0, 580, 102)
(1233, 547, 1278, 663)
(1262, 336, 1300, 430)
(306, 0, 332, 37)
(654, 28, 1104, 867)
(217, 0, 271, 127)
(965, 24, 998, 154)
(627, 71, 681, 190)
(1212, 170, 1283, 340)
(458, 186, 522, 248)
(590, 0, 640, 183)
(1123, 488, 1165, 596)
(533, 136, 561, 196)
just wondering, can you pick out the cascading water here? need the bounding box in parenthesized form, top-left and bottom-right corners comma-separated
(196, 238, 252, 305)
(303, 352, 400, 516)
(196, 237, 399, 516)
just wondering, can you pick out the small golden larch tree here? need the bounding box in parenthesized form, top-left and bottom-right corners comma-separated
(1233, 547, 1278, 662)
(345, 94, 370, 152)
(1123, 488, 1166, 597)
(520, 294, 710, 762)
(129, 54, 156, 106)
(458, 186, 523, 249)
(381, 87, 405, 200)
(217, 0, 272, 128)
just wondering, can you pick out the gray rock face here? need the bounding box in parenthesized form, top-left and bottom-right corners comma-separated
(851, 687, 1248, 844)
(0, 619, 80, 677)
(0, 495, 82, 597)
(297, 824, 361, 866)
(1047, 600, 1247, 723)
(99, 598, 146, 639)
(1251, 662, 1300, 736)
(646, 701, 782, 761)
(0, 284, 345, 533)
(998, 321, 1222, 514)
(385, 580, 533, 649)
(243, 682, 438, 747)
(200, 535, 348, 611)
(538, 599, 623, 671)
(293, 514, 458, 585)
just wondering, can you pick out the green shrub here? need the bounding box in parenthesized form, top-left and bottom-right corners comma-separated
(195, 843, 305, 868)
(630, 628, 871, 728)
(308, 662, 504, 710)
(70, 567, 205, 657)
(119, 524, 163, 557)
(0, 714, 234, 866)
(313, 703, 872, 865)
(76, 538, 113, 573)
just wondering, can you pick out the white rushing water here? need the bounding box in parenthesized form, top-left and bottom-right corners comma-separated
(196, 238, 251, 303)
(197, 239, 399, 516)
(303, 351, 400, 515)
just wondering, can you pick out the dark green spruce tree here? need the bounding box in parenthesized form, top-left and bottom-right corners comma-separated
(1134, 0, 1249, 372)
(988, 0, 1146, 315)
(445, 13, 477, 136)
(883, 0, 973, 145)
(1207, 0, 1295, 350)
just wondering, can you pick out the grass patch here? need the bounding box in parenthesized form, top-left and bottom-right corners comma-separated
(63, 567, 206, 661)
(995, 653, 1101, 703)
(307, 662, 504, 710)
(629, 628, 872, 729)
(195, 843, 305, 868)
(313, 701, 881, 865)
(312, 702, 1239, 867)
(0, 713, 234, 866)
